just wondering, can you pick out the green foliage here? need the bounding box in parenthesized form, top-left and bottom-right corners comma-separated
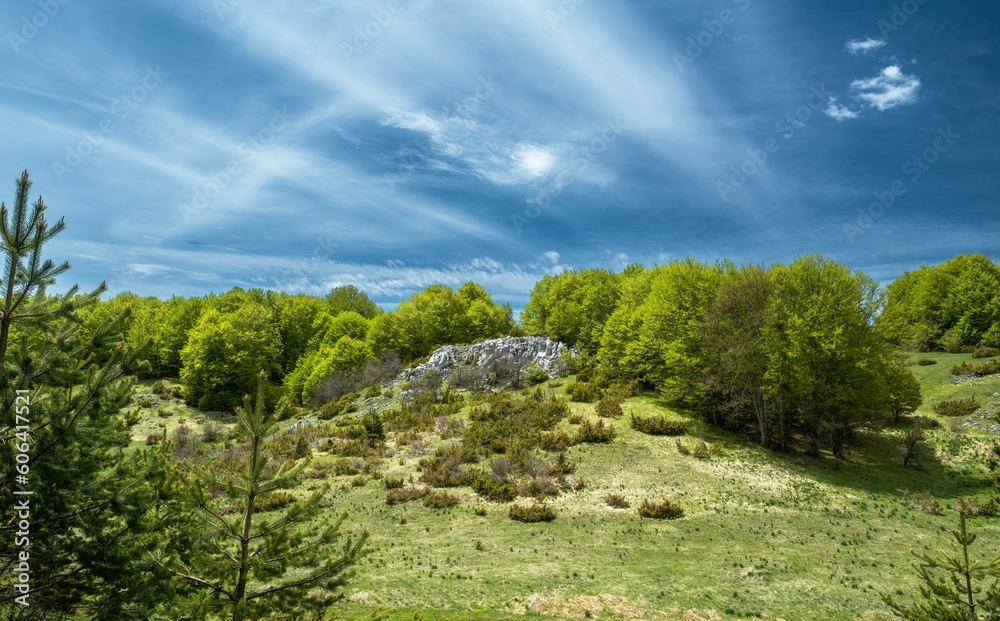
(179, 303, 282, 412)
(161, 375, 368, 620)
(952, 359, 1000, 378)
(974, 347, 1000, 359)
(508, 503, 556, 523)
(933, 398, 980, 417)
(0, 172, 186, 618)
(326, 284, 382, 319)
(881, 513, 1000, 620)
(882, 254, 1000, 351)
(470, 474, 518, 503)
(917, 358, 939, 366)
(285, 335, 373, 405)
(595, 393, 624, 418)
(419, 446, 471, 487)
(521, 269, 622, 352)
(637, 498, 685, 520)
(422, 490, 460, 509)
(629, 413, 687, 436)
(462, 392, 569, 457)
(574, 418, 616, 444)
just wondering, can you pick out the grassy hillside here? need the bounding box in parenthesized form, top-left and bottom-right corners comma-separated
(133, 352, 1000, 620)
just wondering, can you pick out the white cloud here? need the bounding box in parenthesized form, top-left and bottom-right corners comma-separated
(824, 97, 860, 121)
(850, 65, 921, 111)
(845, 38, 887, 55)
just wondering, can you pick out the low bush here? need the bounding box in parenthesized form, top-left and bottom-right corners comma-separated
(419, 447, 471, 487)
(595, 394, 624, 418)
(630, 414, 686, 436)
(951, 359, 1000, 377)
(915, 358, 937, 366)
(638, 497, 684, 520)
(385, 486, 428, 505)
(952, 496, 998, 517)
(330, 457, 360, 476)
(905, 491, 944, 515)
(151, 380, 167, 395)
(691, 440, 724, 459)
(539, 430, 574, 452)
(568, 381, 602, 403)
(509, 502, 556, 523)
(255, 491, 294, 512)
(574, 419, 615, 444)
(383, 476, 406, 490)
(470, 474, 518, 503)
(423, 490, 460, 509)
(675, 438, 691, 455)
(463, 392, 569, 457)
(473, 504, 488, 516)
(973, 346, 1000, 359)
(603, 493, 630, 509)
(933, 398, 980, 417)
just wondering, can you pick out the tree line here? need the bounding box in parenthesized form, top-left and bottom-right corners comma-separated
(523, 256, 925, 457)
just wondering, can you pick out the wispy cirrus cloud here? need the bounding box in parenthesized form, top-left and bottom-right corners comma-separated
(824, 97, 859, 122)
(845, 37, 887, 55)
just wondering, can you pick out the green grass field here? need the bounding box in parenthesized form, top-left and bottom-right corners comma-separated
(136, 352, 1000, 620)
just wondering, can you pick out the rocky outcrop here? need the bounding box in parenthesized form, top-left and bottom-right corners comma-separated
(395, 336, 572, 392)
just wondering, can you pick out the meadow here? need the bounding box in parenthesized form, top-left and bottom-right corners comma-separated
(130, 350, 1000, 621)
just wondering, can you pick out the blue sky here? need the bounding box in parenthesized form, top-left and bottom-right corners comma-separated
(1, 0, 997, 311)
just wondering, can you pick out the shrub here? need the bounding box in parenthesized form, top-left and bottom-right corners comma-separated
(675, 438, 691, 455)
(933, 398, 980, 417)
(574, 419, 615, 444)
(330, 457, 360, 476)
(568, 380, 602, 403)
(151, 380, 167, 395)
(462, 392, 569, 457)
(951, 359, 1000, 377)
(201, 422, 224, 443)
(905, 491, 944, 515)
(603, 493, 630, 509)
(952, 496, 998, 517)
(473, 504, 488, 516)
(138, 397, 153, 409)
(638, 498, 684, 520)
(972, 346, 1000, 359)
(470, 474, 518, 503)
(423, 490, 460, 509)
(385, 486, 428, 505)
(539, 430, 573, 452)
(368, 383, 383, 397)
(691, 441, 724, 459)
(383, 476, 406, 490)
(509, 503, 556, 523)
(255, 491, 294, 512)
(173, 425, 196, 460)
(630, 414, 686, 436)
(419, 447, 470, 487)
(915, 358, 937, 366)
(525, 363, 550, 386)
(361, 411, 385, 442)
(351, 475, 367, 487)
(567, 413, 583, 425)
(595, 394, 623, 418)
(519, 476, 561, 498)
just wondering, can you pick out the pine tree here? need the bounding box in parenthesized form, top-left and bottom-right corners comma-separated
(0, 171, 177, 618)
(882, 512, 1000, 620)
(159, 372, 368, 620)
